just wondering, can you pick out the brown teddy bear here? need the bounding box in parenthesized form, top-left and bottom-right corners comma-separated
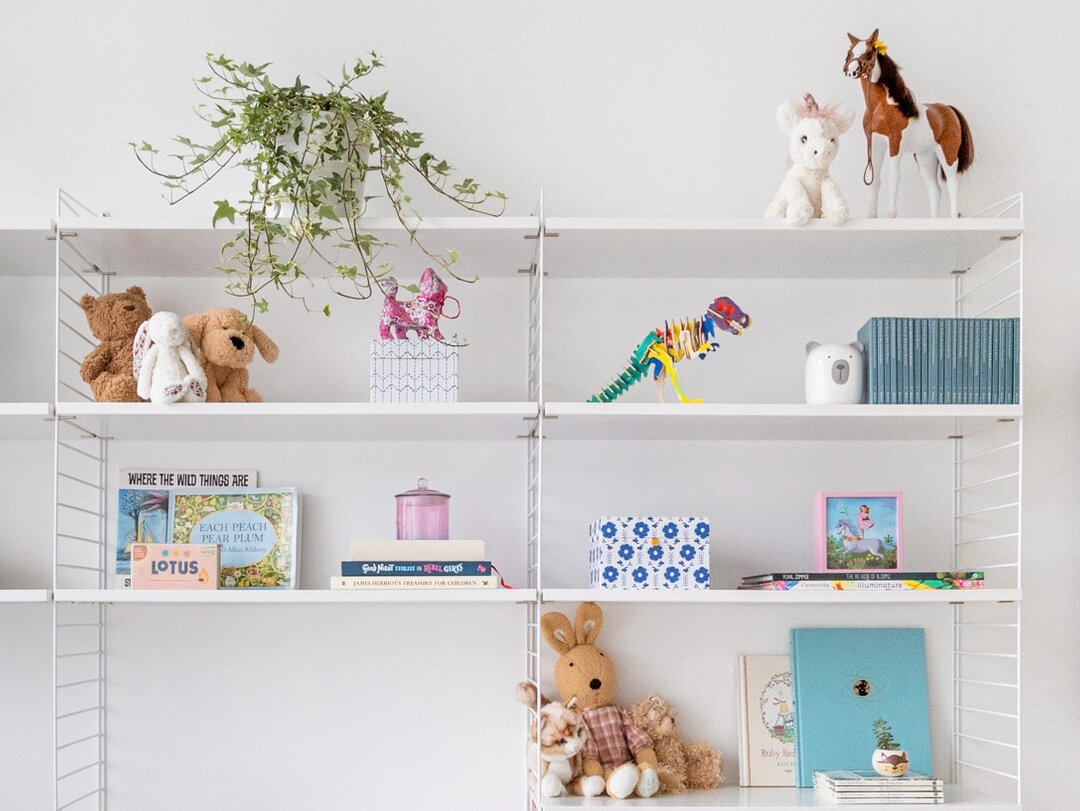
(183, 308, 279, 402)
(79, 286, 153, 402)
(540, 602, 660, 799)
(630, 692, 724, 794)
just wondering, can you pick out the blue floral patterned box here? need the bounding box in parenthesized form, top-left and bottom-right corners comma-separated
(588, 516, 710, 589)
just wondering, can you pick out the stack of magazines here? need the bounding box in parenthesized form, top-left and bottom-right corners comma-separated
(813, 770, 943, 805)
(739, 571, 984, 591)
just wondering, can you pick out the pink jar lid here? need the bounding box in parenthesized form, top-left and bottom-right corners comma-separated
(395, 477, 450, 500)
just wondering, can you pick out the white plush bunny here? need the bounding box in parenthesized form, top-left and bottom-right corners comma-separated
(765, 93, 855, 225)
(132, 311, 207, 404)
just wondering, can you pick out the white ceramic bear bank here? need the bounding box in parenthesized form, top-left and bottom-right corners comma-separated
(765, 93, 855, 226)
(805, 341, 864, 404)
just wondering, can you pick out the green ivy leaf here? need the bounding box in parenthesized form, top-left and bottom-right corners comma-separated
(212, 200, 237, 226)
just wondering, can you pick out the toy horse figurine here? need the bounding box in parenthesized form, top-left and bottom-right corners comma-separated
(379, 267, 461, 342)
(843, 30, 974, 218)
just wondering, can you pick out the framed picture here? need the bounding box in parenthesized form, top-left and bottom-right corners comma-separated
(815, 492, 902, 572)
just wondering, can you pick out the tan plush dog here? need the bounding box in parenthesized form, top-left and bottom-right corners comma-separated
(540, 602, 660, 799)
(183, 308, 279, 402)
(630, 692, 724, 794)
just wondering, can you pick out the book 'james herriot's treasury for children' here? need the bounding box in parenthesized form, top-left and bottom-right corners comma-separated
(169, 488, 299, 589)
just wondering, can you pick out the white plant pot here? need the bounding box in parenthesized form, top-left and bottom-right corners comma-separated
(872, 747, 910, 777)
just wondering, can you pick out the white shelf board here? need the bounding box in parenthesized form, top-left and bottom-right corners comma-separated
(54, 215, 539, 278)
(0, 220, 55, 274)
(0, 589, 51, 603)
(543, 215, 1023, 278)
(542, 402, 1022, 441)
(543, 785, 1015, 809)
(54, 401, 537, 441)
(542, 588, 1020, 605)
(54, 588, 536, 605)
(0, 402, 53, 439)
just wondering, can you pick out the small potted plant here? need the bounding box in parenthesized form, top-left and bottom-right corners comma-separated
(871, 718, 910, 777)
(134, 53, 505, 318)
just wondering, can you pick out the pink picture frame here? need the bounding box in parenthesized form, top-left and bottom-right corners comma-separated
(815, 492, 903, 573)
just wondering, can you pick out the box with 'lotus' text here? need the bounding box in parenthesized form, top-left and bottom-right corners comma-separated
(131, 543, 219, 589)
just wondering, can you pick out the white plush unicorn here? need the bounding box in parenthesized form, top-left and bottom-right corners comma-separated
(765, 93, 855, 226)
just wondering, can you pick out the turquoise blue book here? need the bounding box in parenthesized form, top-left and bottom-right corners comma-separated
(790, 627, 931, 787)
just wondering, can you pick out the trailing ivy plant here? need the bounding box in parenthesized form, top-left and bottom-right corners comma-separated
(133, 53, 505, 317)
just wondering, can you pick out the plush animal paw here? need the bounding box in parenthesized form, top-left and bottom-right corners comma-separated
(824, 200, 850, 225)
(607, 763, 641, 799)
(636, 766, 661, 798)
(539, 772, 565, 798)
(787, 199, 814, 226)
(579, 775, 606, 797)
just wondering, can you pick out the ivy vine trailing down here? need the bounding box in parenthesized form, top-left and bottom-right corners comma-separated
(133, 53, 506, 318)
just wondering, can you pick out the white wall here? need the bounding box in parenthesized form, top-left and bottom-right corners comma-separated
(1, 1, 1076, 808)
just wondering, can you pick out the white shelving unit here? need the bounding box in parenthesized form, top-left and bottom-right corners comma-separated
(0, 191, 1024, 809)
(533, 196, 1024, 810)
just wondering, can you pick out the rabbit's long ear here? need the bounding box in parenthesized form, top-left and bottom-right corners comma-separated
(575, 601, 604, 645)
(248, 323, 280, 363)
(541, 611, 575, 655)
(132, 320, 152, 382)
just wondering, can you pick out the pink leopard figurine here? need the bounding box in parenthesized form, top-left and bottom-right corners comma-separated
(379, 267, 460, 341)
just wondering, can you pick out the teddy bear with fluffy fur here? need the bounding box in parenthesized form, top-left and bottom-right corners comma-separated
(79, 286, 153, 402)
(183, 308, 279, 402)
(629, 692, 723, 794)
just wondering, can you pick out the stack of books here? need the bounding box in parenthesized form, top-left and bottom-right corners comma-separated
(739, 571, 984, 591)
(330, 539, 506, 590)
(857, 317, 1019, 404)
(813, 770, 944, 804)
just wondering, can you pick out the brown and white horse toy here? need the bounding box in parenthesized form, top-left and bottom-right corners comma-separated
(843, 30, 974, 218)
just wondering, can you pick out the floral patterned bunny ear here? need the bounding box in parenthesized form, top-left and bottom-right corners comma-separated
(131, 318, 152, 384)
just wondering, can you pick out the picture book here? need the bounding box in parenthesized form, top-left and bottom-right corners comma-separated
(740, 577, 983, 591)
(341, 561, 493, 576)
(348, 539, 486, 561)
(737, 654, 796, 786)
(131, 543, 219, 590)
(742, 571, 983, 584)
(790, 627, 931, 788)
(169, 488, 299, 589)
(120, 468, 258, 489)
(116, 488, 170, 588)
(115, 469, 257, 589)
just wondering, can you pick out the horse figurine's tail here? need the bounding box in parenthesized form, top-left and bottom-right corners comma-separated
(587, 332, 659, 403)
(951, 106, 975, 173)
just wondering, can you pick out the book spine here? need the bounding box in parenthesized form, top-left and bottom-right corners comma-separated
(341, 560, 493, 576)
(330, 575, 499, 589)
(743, 571, 983, 583)
(744, 579, 983, 590)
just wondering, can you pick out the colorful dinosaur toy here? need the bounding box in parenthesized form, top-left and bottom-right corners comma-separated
(587, 296, 750, 404)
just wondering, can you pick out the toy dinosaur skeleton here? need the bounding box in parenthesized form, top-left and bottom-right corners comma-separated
(587, 296, 750, 404)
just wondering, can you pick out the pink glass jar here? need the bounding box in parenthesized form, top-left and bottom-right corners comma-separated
(395, 478, 450, 540)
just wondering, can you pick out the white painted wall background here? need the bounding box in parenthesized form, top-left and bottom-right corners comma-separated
(1, 1, 1077, 808)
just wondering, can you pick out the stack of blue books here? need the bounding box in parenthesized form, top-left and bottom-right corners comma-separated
(857, 317, 1019, 404)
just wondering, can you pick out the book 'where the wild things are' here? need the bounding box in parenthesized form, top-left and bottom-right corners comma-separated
(115, 469, 257, 589)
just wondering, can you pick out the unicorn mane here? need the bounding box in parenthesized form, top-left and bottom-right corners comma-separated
(875, 53, 920, 118)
